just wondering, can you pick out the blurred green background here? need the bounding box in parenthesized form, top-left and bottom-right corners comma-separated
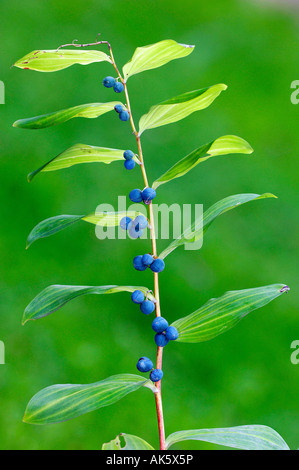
(0, 0, 298, 450)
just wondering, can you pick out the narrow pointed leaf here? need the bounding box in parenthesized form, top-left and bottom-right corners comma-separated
(82, 211, 145, 226)
(13, 102, 124, 130)
(159, 193, 276, 259)
(166, 425, 290, 450)
(23, 374, 155, 425)
(102, 433, 154, 450)
(28, 144, 133, 181)
(14, 49, 112, 72)
(123, 40, 194, 80)
(26, 211, 144, 248)
(26, 214, 84, 248)
(138, 84, 227, 134)
(23, 284, 156, 324)
(152, 136, 253, 189)
(172, 284, 289, 343)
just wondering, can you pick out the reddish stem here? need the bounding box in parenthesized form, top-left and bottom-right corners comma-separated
(70, 37, 167, 449)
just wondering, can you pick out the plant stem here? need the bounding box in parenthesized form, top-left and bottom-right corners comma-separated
(110, 49, 166, 450)
(57, 37, 166, 449)
(124, 84, 166, 451)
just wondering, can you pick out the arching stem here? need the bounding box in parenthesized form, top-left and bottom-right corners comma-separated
(56, 37, 166, 450)
(111, 49, 166, 451)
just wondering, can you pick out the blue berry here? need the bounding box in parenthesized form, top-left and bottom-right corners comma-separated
(113, 82, 124, 93)
(124, 159, 135, 170)
(123, 150, 134, 160)
(155, 333, 169, 347)
(114, 104, 123, 113)
(133, 255, 147, 271)
(140, 300, 155, 315)
(103, 76, 115, 88)
(150, 369, 163, 382)
(150, 258, 165, 273)
(120, 216, 132, 230)
(142, 187, 156, 204)
(165, 326, 179, 341)
(137, 357, 153, 373)
(152, 317, 169, 333)
(119, 111, 130, 121)
(129, 189, 143, 203)
(129, 223, 143, 239)
(131, 290, 145, 304)
(134, 216, 148, 230)
(142, 253, 154, 266)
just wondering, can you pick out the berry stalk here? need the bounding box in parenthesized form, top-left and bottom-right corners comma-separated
(109, 48, 166, 450)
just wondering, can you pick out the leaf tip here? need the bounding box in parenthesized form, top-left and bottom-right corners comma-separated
(26, 239, 32, 249)
(279, 285, 290, 293)
(214, 83, 228, 92)
(179, 42, 195, 49)
(22, 312, 29, 325)
(262, 192, 278, 200)
(22, 412, 31, 424)
(27, 172, 34, 183)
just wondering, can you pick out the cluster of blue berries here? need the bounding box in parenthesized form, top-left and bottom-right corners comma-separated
(129, 187, 156, 205)
(103, 76, 124, 93)
(152, 317, 179, 347)
(134, 306, 179, 381)
(120, 215, 148, 239)
(136, 357, 163, 383)
(122, 149, 136, 171)
(131, 289, 155, 314)
(133, 254, 165, 273)
(123, 166, 176, 382)
(114, 104, 130, 122)
(132, 290, 178, 340)
(102, 76, 130, 122)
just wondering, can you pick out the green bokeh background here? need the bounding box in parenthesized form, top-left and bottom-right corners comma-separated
(0, 0, 298, 450)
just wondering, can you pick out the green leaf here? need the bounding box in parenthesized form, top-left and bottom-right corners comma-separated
(123, 40, 194, 81)
(26, 211, 144, 248)
(82, 212, 145, 226)
(102, 435, 122, 450)
(13, 102, 124, 130)
(172, 284, 289, 343)
(159, 193, 276, 259)
(26, 214, 84, 248)
(23, 284, 156, 324)
(28, 144, 134, 182)
(23, 374, 156, 425)
(152, 135, 253, 189)
(165, 425, 290, 450)
(14, 49, 112, 72)
(102, 433, 155, 450)
(138, 84, 227, 134)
